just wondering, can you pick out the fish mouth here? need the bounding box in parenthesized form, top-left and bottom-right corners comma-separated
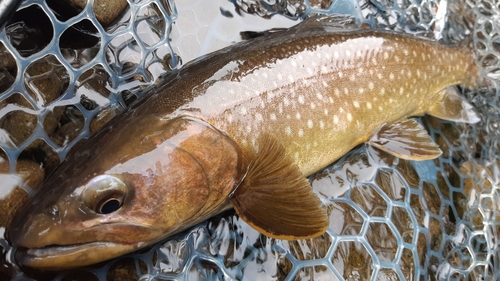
(15, 242, 141, 270)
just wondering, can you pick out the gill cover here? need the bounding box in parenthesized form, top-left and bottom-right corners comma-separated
(8, 116, 243, 270)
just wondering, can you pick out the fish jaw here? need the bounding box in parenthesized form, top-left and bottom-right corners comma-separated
(15, 229, 160, 270)
(16, 242, 137, 270)
(10, 202, 165, 270)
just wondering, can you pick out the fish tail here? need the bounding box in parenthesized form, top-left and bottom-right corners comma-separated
(461, 38, 482, 89)
(440, 0, 490, 88)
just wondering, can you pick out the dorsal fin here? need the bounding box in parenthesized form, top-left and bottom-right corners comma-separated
(229, 134, 329, 240)
(369, 119, 442, 161)
(426, 87, 480, 124)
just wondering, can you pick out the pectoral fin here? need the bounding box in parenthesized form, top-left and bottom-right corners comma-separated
(369, 119, 442, 160)
(229, 134, 329, 240)
(426, 87, 480, 124)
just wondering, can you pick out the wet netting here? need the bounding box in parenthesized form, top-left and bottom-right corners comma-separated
(0, 0, 499, 280)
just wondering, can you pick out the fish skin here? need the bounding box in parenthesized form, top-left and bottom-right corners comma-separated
(8, 18, 477, 269)
(145, 21, 477, 175)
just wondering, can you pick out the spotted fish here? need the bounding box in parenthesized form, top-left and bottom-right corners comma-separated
(8, 17, 479, 270)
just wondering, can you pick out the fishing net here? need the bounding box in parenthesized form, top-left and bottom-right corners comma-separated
(0, 0, 499, 280)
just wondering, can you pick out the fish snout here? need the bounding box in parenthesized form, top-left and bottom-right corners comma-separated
(8, 205, 63, 249)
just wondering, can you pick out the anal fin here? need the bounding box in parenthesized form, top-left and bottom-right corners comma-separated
(426, 87, 480, 124)
(230, 134, 329, 240)
(369, 119, 442, 161)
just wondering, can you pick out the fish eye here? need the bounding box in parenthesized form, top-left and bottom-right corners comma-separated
(98, 197, 123, 214)
(82, 175, 128, 215)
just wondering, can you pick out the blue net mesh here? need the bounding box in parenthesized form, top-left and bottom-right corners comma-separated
(0, 0, 499, 280)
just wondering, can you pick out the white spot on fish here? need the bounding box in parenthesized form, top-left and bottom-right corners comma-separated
(298, 95, 305, 104)
(255, 113, 263, 122)
(353, 101, 360, 108)
(307, 120, 313, 128)
(389, 73, 395, 80)
(284, 97, 290, 106)
(319, 120, 325, 129)
(285, 126, 292, 136)
(347, 113, 353, 122)
(240, 107, 247, 115)
(296, 113, 301, 120)
(270, 113, 277, 121)
(333, 115, 339, 124)
(298, 129, 304, 137)
(368, 82, 374, 90)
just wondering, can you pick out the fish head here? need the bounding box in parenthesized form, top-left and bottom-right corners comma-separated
(8, 115, 243, 270)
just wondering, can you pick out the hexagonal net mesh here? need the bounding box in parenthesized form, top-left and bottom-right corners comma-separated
(0, 0, 499, 280)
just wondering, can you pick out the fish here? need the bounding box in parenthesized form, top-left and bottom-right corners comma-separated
(7, 16, 480, 270)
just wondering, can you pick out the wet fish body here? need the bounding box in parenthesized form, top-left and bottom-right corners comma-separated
(8, 18, 479, 269)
